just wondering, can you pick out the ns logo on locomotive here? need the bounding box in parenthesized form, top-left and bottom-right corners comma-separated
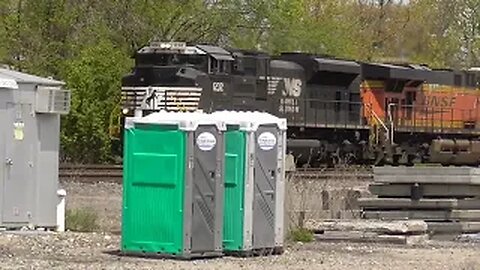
(119, 41, 480, 167)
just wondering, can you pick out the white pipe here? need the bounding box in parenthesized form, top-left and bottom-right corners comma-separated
(56, 189, 67, 232)
(387, 103, 395, 145)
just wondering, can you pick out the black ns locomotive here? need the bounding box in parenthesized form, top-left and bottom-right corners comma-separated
(120, 41, 371, 167)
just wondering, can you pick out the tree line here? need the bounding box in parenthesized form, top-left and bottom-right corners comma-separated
(0, 0, 478, 164)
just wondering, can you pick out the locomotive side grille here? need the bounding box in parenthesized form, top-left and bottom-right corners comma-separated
(121, 86, 202, 112)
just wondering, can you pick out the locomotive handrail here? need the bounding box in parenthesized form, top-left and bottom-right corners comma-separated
(392, 104, 480, 132)
(135, 86, 156, 117)
(366, 103, 390, 144)
(277, 98, 367, 129)
(387, 103, 395, 145)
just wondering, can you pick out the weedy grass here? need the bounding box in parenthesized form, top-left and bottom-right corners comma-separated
(289, 227, 314, 243)
(66, 208, 99, 232)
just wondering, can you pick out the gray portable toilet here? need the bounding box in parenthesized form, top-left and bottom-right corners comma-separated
(210, 111, 287, 255)
(122, 111, 225, 259)
(0, 68, 70, 229)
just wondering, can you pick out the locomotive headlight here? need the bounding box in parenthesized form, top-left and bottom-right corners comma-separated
(150, 41, 186, 50)
(160, 43, 172, 49)
(122, 108, 129, 114)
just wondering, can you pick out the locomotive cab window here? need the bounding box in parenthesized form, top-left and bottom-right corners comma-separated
(136, 53, 207, 70)
(208, 57, 231, 74)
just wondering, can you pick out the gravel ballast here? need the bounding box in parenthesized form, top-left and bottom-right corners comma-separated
(1, 232, 480, 269)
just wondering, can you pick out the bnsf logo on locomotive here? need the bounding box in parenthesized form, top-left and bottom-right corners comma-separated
(420, 96, 457, 107)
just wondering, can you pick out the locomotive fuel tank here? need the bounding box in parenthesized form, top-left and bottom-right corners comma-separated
(429, 139, 480, 166)
(286, 139, 321, 167)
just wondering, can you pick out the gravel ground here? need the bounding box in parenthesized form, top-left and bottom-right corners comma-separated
(8, 180, 470, 269)
(0, 232, 480, 269)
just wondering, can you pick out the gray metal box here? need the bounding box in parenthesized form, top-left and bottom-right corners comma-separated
(0, 68, 69, 229)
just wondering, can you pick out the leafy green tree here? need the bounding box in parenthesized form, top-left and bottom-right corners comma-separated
(1, 0, 77, 75)
(403, 0, 463, 68)
(1, 0, 479, 164)
(60, 34, 130, 163)
(457, 0, 480, 67)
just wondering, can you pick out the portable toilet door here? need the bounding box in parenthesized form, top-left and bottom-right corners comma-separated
(219, 121, 249, 252)
(249, 113, 287, 253)
(121, 111, 225, 259)
(191, 120, 225, 254)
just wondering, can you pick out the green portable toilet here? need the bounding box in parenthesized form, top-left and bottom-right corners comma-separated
(121, 111, 226, 259)
(211, 111, 287, 256)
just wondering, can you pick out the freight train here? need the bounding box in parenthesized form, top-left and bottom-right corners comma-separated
(119, 41, 480, 167)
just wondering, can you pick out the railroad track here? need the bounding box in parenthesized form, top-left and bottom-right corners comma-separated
(59, 164, 123, 183)
(59, 164, 373, 184)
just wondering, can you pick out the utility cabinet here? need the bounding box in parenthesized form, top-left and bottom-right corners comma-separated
(122, 111, 226, 259)
(211, 111, 287, 255)
(0, 68, 70, 229)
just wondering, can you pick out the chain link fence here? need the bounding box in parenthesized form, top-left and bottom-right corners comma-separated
(285, 166, 373, 234)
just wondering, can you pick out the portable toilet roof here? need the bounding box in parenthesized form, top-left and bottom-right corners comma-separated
(210, 111, 287, 131)
(131, 110, 226, 131)
(0, 67, 64, 86)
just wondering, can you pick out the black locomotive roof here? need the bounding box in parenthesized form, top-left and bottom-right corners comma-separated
(270, 59, 304, 71)
(314, 58, 360, 74)
(196, 44, 234, 61)
(426, 69, 480, 87)
(279, 53, 360, 74)
(426, 69, 456, 85)
(227, 48, 270, 58)
(361, 63, 432, 81)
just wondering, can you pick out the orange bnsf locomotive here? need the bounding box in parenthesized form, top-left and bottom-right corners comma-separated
(361, 64, 480, 166)
(120, 41, 480, 167)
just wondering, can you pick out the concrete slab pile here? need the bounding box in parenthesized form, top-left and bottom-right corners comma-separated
(360, 166, 480, 239)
